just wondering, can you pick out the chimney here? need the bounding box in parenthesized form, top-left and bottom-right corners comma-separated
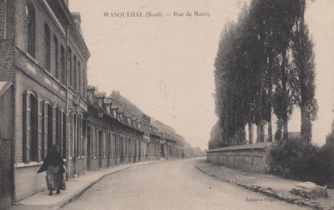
(87, 86, 95, 104)
(103, 97, 112, 114)
(95, 92, 106, 108)
(112, 90, 120, 97)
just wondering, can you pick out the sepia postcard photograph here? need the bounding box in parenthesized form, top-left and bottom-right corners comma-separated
(0, 0, 334, 209)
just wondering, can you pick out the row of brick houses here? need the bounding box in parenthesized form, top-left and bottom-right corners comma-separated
(0, 0, 188, 208)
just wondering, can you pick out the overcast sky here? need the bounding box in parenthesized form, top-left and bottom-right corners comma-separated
(70, 0, 334, 150)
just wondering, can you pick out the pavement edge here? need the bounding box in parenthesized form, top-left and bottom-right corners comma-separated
(54, 161, 161, 210)
(194, 161, 332, 210)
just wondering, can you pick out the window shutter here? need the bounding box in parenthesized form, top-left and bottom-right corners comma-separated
(60, 111, 64, 156)
(79, 118, 82, 157)
(103, 131, 106, 158)
(43, 102, 48, 158)
(24, 92, 31, 163)
(52, 106, 56, 146)
(37, 99, 42, 161)
(78, 116, 81, 157)
(66, 117, 70, 158)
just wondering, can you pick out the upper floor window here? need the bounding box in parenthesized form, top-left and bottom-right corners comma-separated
(44, 24, 51, 71)
(83, 68, 86, 98)
(54, 35, 59, 79)
(67, 47, 72, 86)
(26, 0, 35, 58)
(60, 45, 65, 84)
(78, 62, 81, 94)
(73, 55, 77, 90)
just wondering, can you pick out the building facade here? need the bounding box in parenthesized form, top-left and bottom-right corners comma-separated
(152, 120, 186, 159)
(0, 1, 188, 208)
(0, 0, 89, 206)
(86, 86, 161, 170)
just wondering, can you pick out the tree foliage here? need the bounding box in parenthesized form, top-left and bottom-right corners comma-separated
(210, 0, 317, 148)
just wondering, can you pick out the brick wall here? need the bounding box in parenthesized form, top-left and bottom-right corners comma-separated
(12, 0, 89, 202)
(0, 0, 15, 82)
(14, 0, 88, 97)
(207, 142, 272, 173)
(14, 71, 67, 163)
(15, 165, 46, 201)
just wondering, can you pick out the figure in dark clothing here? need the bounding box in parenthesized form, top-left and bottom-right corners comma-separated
(37, 145, 66, 196)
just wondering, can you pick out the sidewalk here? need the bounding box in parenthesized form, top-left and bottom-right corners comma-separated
(8, 161, 162, 210)
(195, 159, 334, 210)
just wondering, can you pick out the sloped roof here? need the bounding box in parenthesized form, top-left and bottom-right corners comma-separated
(150, 119, 165, 133)
(151, 119, 183, 144)
(110, 91, 146, 120)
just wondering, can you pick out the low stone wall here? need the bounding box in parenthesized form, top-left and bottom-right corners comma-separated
(207, 142, 272, 173)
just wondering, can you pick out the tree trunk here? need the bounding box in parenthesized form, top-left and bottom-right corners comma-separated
(300, 103, 311, 141)
(241, 126, 246, 144)
(268, 120, 272, 142)
(256, 123, 264, 143)
(267, 52, 273, 142)
(248, 121, 253, 144)
(281, 46, 289, 139)
(275, 119, 283, 141)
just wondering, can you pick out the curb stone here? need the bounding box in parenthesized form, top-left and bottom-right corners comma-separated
(194, 162, 333, 210)
(45, 161, 160, 210)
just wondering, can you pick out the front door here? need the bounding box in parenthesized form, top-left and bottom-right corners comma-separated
(107, 133, 110, 168)
(98, 130, 102, 168)
(86, 126, 91, 171)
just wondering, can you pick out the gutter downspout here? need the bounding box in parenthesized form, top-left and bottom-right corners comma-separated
(4, 0, 6, 39)
(107, 118, 109, 168)
(134, 130, 136, 163)
(65, 25, 70, 180)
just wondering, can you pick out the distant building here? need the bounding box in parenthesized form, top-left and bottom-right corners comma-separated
(288, 132, 302, 139)
(86, 87, 160, 169)
(151, 119, 185, 159)
(191, 147, 204, 157)
(110, 90, 161, 161)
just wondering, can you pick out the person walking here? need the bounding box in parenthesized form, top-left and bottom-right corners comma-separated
(37, 145, 66, 196)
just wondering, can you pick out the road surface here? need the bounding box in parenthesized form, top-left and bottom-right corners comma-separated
(62, 159, 308, 210)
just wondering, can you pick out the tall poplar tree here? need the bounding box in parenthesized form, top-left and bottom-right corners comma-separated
(291, 0, 318, 141)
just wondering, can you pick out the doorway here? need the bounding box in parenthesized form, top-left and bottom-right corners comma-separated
(86, 126, 91, 171)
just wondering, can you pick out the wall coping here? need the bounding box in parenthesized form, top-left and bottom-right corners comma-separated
(207, 142, 272, 153)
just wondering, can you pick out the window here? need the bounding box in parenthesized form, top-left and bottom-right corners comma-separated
(104, 132, 107, 158)
(78, 62, 81, 94)
(83, 68, 86, 98)
(55, 107, 60, 150)
(69, 111, 73, 157)
(62, 112, 67, 158)
(54, 36, 59, 79)
(73, 55, 77, 90)
(43, 102, 53, 157)
(95, 129, 98, 158)
(26, 0, 35, 57)
(24, 91, 42, 163)
(60, 45, 65, 84)
(82, 119, 86, 157)
(67, 47, 72, 87)
(77, 115, 81, 157)
(44, 24, 51, 71)
(98, 130, 102, 159)
(73, 113, 77, 157)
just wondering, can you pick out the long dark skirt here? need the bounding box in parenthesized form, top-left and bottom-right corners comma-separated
(46, 165, 64, 191)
